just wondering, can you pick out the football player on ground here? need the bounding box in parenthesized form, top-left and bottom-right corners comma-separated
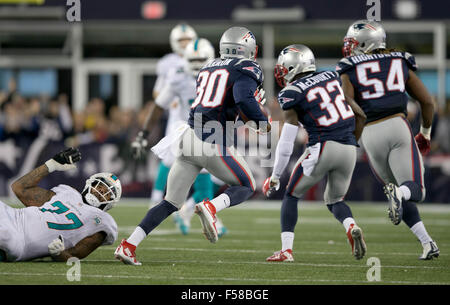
(263, 45, 367, 262)
(337, 20, 439, 260)
(0, 148, 120, 262)
(115, 26, 270, 265)
(131, 37, 228, 237)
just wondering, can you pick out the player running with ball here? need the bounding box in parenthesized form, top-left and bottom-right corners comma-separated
(115, 26, 270, 265)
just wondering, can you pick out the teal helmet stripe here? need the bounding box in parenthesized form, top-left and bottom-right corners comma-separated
(194, 39, 199, 51)
(181, 24, 187, 32)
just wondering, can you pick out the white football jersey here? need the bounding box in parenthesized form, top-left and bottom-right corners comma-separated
(154, 53, 192, 136)
(154, 53, 185, 94)
(13, 184, 117, 261)
(155, 65, 197, 122)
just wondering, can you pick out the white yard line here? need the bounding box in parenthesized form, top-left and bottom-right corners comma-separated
(98, 246, 449, 264)
(0, 271, 447, 285)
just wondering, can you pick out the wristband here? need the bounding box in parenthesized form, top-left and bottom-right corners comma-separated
(45, 159, 58, 173)
(420, 125, 431, 140)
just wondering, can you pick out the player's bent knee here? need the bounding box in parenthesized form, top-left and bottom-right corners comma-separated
(162, 197, 182, 210)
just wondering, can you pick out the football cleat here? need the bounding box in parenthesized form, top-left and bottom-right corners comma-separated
(114, 239, 142, 266)
(346, 224, 367, 260)
(195, 199, 219, 243)
(266, 249, 294, 262)
(173, 211, 190, 235)
(383, 183, 404, 225)
(419, 241, 440, 260)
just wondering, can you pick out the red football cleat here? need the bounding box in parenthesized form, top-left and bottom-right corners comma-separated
(266, 249, 294, 262)
(195, 199, 219, 243)
(114, 239, 142, 266)
(346, 224, 367, 260)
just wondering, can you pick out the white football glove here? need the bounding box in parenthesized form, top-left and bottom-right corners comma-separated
(48, 235, 65, 256)
(131, 130, 149, 159)
(45, 147, 81, 173)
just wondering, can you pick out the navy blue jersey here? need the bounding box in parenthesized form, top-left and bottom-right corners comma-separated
(278, 70, 357, 147)
(336, 51, 417, 123)
(188, 57, 267, 146)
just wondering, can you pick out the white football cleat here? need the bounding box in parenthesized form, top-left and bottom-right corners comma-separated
(419, 241, 440, 260)
(266, 249, 294, 262)
(383, 183, 404, 225)
(195, 199, 219, 243)
(114, 239, 142, 266)
(347, 224, 367, 260)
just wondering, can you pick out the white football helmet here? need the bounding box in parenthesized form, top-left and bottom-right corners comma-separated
(184, 38, 215, 77)
(219, 26, 258, 61)
(343, 20, 386, 57)
(170, 23, 197, 56)
(82, 172, 122, 212)
(274, 44, 316, 87)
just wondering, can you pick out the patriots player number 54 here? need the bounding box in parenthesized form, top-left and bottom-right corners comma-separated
(356, 59, 405, 99)
(191, 69, 229, 108)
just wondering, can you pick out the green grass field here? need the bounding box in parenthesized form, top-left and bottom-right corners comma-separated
(1, 199, 449, 285)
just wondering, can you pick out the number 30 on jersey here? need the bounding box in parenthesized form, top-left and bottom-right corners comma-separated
(191, 69, 230, 108)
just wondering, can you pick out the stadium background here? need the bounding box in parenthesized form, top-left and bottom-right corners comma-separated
(0, 0, 449, 204)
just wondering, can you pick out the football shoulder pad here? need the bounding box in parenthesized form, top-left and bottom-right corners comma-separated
(402, 51, 418, 71)
(278, 85, 302, 110)
(335, 57, 354, 75)
(234, 59, 264, 84)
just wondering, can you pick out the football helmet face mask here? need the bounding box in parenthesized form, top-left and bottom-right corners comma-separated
(343, 20, 386, 57)
(219, 26, 258, 61)
(184, 38, 215, 77)
(82, 172, 122, 212)
(170, 23, 198, 56)
(274, 44, 316, 88)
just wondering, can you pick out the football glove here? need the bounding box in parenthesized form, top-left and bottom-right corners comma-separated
(415, 133, 431, 156)
(254, 86, 266, 105)
(48, 235, 65, 256)
(131, 130, 149, 160)
(262, 176, 280, 198)
(45, 147, 81, 173)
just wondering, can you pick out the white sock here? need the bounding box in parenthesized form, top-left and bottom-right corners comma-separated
(210, 194, 230, 213)
(342, 217, 356, 232)
(281, 232, 295, 251)
(399, 185, 411, 201)
(127, 226, 147, 247)
(150, 189, 164, 203)
(410, 221, 432, 245)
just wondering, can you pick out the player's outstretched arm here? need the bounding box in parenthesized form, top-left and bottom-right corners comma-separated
(49, 232, 106, 262)
(11, 147, 81, 207)
(340, 74, 367, 141)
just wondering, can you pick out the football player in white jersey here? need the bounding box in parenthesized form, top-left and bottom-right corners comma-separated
(0, 147, 120, 262)
(132, 23, 197, 207)
(131, 38, 228, 237)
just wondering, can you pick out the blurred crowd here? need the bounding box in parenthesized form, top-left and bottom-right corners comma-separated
(1, 77, 450, 157)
